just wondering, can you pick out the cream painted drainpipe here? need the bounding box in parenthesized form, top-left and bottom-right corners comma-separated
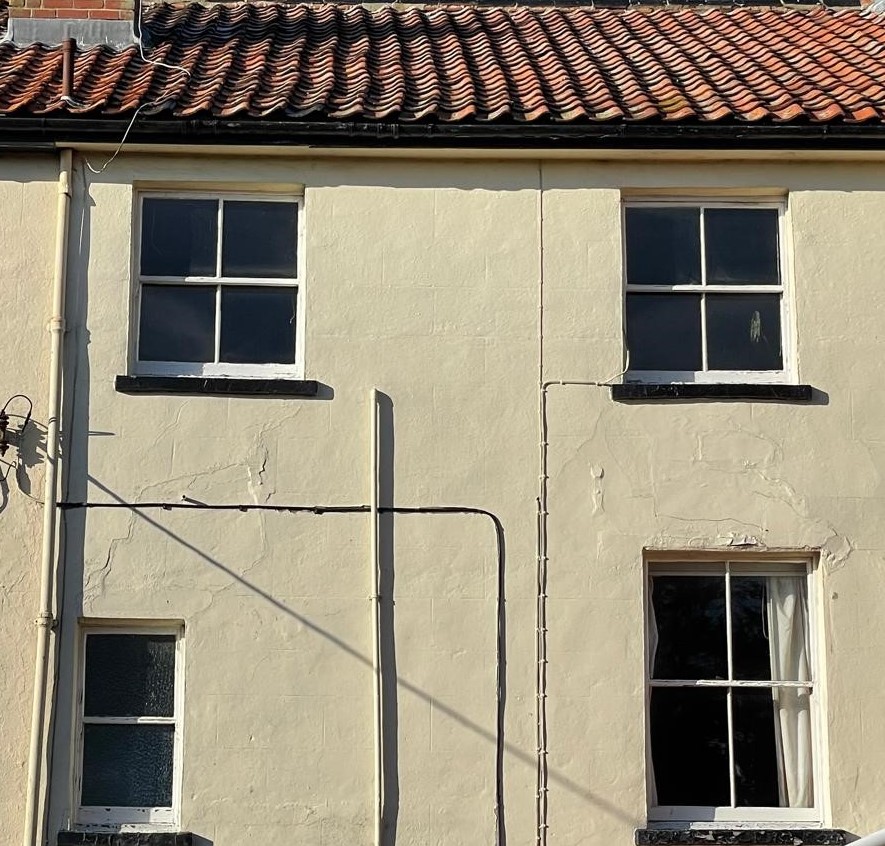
(851, 830, 885, 846)
(369, 388, 383, 846)
(23, 147, 73, 846)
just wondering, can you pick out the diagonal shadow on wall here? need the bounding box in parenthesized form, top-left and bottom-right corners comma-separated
(80, 473, 633, 838)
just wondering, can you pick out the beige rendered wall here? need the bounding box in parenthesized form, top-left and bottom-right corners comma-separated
(0, 157, 59, 846)
(41, 152, 885, 845)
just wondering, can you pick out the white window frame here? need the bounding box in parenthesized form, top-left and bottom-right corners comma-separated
(132, 191, 306, 379)
(644, 555, 821, 825)
(75, 626, 184, 829)
(622, 199, 796, 385)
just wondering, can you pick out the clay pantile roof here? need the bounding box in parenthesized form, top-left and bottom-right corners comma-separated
(2, 3, 885, 124)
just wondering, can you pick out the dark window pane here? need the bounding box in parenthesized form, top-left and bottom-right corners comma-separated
(626, 294, 702, 372)
(81, 724, 174, 807)
(222, 201, 297, 278)
(705, 208, 779, 285)
(731, 577, 775, 681)
(625, 207, 701, 285)
(706, 294, 782, 371)
(139, 285, 216, 363)
(733, 689, 782, 807)
(220, 286, 297, 364)
(651, 688, 730, 807)
(85, 634, 175, 717)
(651, 576, 727, 680)
(141, 199, 218, 277)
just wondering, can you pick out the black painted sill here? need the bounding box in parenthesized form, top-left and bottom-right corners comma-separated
(115, 375, 319, 397)
(635, 829, 847, 846)
(611, 383, 813, 402)
(58, 833, 192, 846)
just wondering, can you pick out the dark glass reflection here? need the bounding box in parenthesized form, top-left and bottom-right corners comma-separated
(731, 577, 771, 681)
(222, 201, 298, 278)
(626, 294, 702, 372)
(625, 208, 701, 285)
(706, 294, 782, 371)
(733, 689, 781, 807)
(651, 688, 730, 806)
(81, 724, 174, 807)
(141, 198, 218, 277)
(651, 576, 727, 680)
(705, 208, 779, 285)
(139, 285, 216, 363)
(220, 286, 297, 364)
(85, 634, 176, 717)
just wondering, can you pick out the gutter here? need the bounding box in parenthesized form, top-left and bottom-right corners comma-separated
(22, 147, 72, 846)
(1, 117, 885, 150)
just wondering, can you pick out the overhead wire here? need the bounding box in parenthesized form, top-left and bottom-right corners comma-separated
(81, 0, 191, 175)
(58, 496, 507, 845)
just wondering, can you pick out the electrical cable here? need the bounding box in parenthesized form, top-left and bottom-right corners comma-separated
(534, 159, 631, 845)
(0, 396, 34, 485)
(535, 159, 549, 846)
(57, 497, 507, 846)
(82, 0, 190, 175)
(84, 101, 158, 175)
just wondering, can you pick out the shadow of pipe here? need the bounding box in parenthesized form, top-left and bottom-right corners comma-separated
(377, 392, 400, 845)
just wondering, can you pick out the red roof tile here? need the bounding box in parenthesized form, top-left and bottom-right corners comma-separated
(1, 3, 885, 124)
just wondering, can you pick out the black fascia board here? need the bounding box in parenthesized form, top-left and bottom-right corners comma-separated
(3, 116, 885, 150)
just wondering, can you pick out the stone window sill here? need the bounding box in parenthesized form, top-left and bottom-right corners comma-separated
(635, 829, 847, 846)
(58, 833, 193, 846)
(611, 384, 813, 402)
(115, 375, 320, 397)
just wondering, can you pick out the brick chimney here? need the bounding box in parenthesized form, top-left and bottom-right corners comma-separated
(7, 0, 134, 21)
(4, 0, 137, 44)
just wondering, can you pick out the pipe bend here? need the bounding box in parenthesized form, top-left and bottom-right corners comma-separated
(850, 830, 885, 846)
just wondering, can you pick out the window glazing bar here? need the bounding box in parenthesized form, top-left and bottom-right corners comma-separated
(216, 199, 224, 278)
(82, 716, 176, 725)
(625, 285, 784, 294)
(213, 284, 222, 364)
(648, 679, 812, 688)
(698, 206, 709, 372)
(139, 276, 297, 286)
(725, 562, 736, 808)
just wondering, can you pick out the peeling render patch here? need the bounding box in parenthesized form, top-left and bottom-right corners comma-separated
(590, 464, 605, 515)
(820, 531, 854, 573)
(247, 447, 269, 502)
(645, 531, 766, 551)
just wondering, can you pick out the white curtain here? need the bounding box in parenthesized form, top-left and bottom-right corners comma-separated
(766, 576, 814, 808)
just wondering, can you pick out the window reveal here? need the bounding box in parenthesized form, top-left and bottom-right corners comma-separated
(624, 204, 787, 381)
(78, 631, 180, 825)
(647, 563, 814, 816)
(136, 196, 301, 375)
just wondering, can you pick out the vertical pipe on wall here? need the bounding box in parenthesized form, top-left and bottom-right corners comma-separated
(23, 147, 73, 846)
(535, 161, 550, 846)
(370, 388, 384, 846)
